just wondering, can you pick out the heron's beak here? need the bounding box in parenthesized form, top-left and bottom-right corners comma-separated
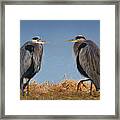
(42, 41, 47, 44)
(65, 39, 79, 43)
(37, 40, 47, 44)
(32, 39, 47, 44)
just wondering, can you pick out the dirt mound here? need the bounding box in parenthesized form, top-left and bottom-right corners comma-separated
(20, 79, 100, 100)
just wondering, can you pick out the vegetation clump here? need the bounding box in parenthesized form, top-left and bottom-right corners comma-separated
(20, 79, 100, 100)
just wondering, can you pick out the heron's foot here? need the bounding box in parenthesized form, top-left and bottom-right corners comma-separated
(26, 91, 29, 96)
(20, 89, 25, 96)
(22, 92, 24, 97)
(89, 82, 93, 96)
(89, 90, 93, 96)
(91, 90, 100, 97)
(21, 84, 25, 96)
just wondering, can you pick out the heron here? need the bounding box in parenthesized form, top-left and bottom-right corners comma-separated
(20, 36, 46, 96)
(66, 35, 100, 95)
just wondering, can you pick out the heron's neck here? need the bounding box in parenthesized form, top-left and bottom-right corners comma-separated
(73, 42, 83, 56)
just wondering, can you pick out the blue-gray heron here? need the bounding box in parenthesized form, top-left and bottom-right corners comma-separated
(66, 35, 100, 94)
(20, 36, 46, 96)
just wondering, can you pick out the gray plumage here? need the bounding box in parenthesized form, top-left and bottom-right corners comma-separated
(67, 35, 100, 94)
(20, 37, 45, 96)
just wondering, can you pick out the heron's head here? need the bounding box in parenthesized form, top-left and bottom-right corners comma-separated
(66, 35, 86, 56)
(66, 35, 86, 43)
(32, 36, 47, 44)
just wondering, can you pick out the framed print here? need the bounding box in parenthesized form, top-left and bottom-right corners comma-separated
(0, 0, 119, 119)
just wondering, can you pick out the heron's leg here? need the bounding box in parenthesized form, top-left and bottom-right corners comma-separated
(77, 81, 81, 92)
(20, 78, 24, 96)
(21, 84, 24, 96)
(82, 81, 87, 88)
(79, 81, 87, 91)
(77, 81, 84, 92)
(77, 79, 90, 92)
(26, 82, 29, 96)
(77, 79, 88, 91)
(80, 79, 91, 89)
(90, 81, 93, 95)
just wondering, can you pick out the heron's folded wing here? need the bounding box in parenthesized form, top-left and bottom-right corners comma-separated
(20, 48, 32, 78)
(78, 42, 100, 81)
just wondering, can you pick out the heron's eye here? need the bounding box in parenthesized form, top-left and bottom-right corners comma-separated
(37, 39, 41, 42)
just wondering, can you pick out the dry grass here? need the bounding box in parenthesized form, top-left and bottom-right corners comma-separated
(20, 79, 100, 100)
